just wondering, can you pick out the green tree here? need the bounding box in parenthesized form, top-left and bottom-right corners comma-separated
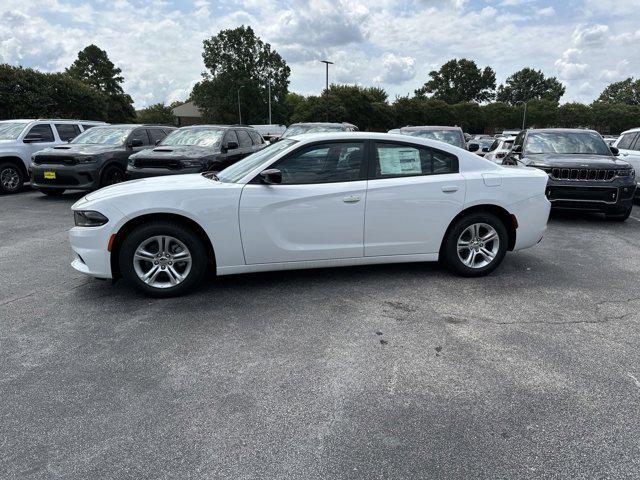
(137, 103, 175, 125)
(191, 26, 290, 124)
(66, 44, 135, 122)
(392, 97, 455, 126)
(597, 78, 640, 105)
(496, 68, 565, 105)
(451, 102, 483, 133)
(415, 59, 496, 104)
(525, 99, 558, 127)
(482, 102, 519, 130)
(556, 103, 593, 128)
(591, 101, 640, 134)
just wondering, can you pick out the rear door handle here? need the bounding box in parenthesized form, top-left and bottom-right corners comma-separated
(343, 195, 361, 203)
(441, 186, 459, 193)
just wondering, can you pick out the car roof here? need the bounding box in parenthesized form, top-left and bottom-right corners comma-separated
(289, 122, 356, 127)
(527, 128, 599, 134)
(619, 127, 640, 135)
(401, 125, 462, 131)
(176, 124, 257, 130)
(0, 119, 105, 123)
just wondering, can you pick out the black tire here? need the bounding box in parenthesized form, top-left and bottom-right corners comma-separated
(100, 164, 125, 188)
(605, 207, 632, 222)
(119, 221, 209, 297)
(39, 187, 65, 196)
(443, 212, 508, 277)
(0, 162, 24, 194)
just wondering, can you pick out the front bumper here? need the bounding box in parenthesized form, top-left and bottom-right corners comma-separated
(69, 225, 113, 279)
(31, 163, 101, 191)
(545, 179, 636, 213)
(126, 165, 204, 179)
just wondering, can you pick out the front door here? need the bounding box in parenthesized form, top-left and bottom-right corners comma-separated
(239, 141, 367, 264)
(364, 141, 465, 256)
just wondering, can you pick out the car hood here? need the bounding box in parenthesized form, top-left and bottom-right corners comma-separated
(523, 153, 630, 169)
(132, 145, 218, 160)
(38, 144, 121, 156)
(79, 174, 218, 205)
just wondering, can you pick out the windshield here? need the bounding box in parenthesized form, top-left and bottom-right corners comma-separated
(525, 131, 611, 155)
(402, 129, 464, 148)
(217, 139, 297, 183)
(471, 138, 494, 148)
(0, 122, 28, 140)
(161, 128, 224, 147)
(71, 127, 133, 145)
(282, 124, 345, 138)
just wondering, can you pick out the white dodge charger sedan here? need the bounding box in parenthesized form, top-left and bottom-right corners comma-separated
(69, 132, 550, 297)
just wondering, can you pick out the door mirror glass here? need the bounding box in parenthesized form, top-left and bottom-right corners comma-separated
(129, 138, 144, 148)
(260, 168, 282, 184)
(225, 141, 239, 151)
(610, 146, 619, 156)
(467, 143, 479, 152)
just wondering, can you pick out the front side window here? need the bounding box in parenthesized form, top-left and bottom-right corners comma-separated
(524, 131, 610, 155)
(217, 139, 298, 183)
(275, 142, 365, 184)
(0, 122, 28, 140)
(27, 124, 55, 142)
(617, 132, 638, 150)
(225, 130, 239, 147)
(72, 127, 134, 145)
(55, 123, 80, 141)
(373, 142, 457, 178)
(130, 129, 151, 145)
(237, 130, 252, 148)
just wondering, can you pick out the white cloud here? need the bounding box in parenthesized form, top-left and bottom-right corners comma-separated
(374, 53, 417, 84)
(536, 6, 555, 17)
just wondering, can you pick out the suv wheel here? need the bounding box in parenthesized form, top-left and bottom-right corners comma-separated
(0, 162, 23, 194)
(119, 221, 208, 297)
(100, 165, 125, 187)
(39, 187, 65, 196)
(443, 212, 508, 277)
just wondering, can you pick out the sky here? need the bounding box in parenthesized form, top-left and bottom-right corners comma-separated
(0, 0, 638, 108)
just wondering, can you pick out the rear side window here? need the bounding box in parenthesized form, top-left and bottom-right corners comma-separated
(27, 124, 55, 142)
(617, 132, 638, 150)
(147, 128, 167, 145)
(275, 142, 365, 184)
(249, 131, 263, 145)
(81, 124, 97, 131)
(236, 129, 252, 148)
(55, 123, 80, 141)
(131, 128, 151, 145)
(373, 142, 458, 179)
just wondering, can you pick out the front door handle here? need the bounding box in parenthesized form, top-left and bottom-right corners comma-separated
(343, 195, 360, 203)
(441, 186, 459, 193)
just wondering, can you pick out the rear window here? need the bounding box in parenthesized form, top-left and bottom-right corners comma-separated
(617, 132, 638, 150)
(27, 124, 55, 142)
(249, 131, 263, 145)
(55, 123, 80, 141)
(237, 130, 252, 148)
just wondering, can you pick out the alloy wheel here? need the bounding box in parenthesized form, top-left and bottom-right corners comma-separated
(1, 167, 20, 192)
(457, 223, 500, 269)
(132, 235, 192, 289)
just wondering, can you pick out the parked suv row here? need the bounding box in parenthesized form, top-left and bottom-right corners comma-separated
(0, 119, 105, 194)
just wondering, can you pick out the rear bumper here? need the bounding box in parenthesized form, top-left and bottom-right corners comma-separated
(126, 165, 203, 179)
(509, 194, 551, 251)
(31, 164, 101, 190)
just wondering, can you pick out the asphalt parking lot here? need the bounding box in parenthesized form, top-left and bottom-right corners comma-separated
(2, 189, 640, 479)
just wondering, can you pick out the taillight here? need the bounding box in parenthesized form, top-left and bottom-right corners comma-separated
(496, 152, 506, 159)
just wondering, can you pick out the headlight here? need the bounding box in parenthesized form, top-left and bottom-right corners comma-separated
(76, 156, 96, 164)
(74, 210, 108, 227)
(617, 169, 635, 178)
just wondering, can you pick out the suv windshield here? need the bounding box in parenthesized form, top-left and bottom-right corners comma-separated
(402, 129, 464, 148)
(161, 128, 224, 147)
(71, 127, 134, 145)
(0, 122, 28, 140)
(282, 125, 345, 138)
(216, 139, 297, 183)
(525, 131, 611, 155)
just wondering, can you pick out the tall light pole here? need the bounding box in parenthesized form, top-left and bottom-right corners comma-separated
(320, 60, 333, 92)
(237, 85, 245, 124)
(267, 76, 272, 125)
(516, 100, 528, 130)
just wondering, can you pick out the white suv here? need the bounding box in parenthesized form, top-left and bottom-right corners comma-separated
(0, 119, 105, 194)
(613, 128, 640, 196)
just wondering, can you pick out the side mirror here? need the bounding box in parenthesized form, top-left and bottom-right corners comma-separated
(610, 146, 619, 156)
(226, 141, 239, 151)
(482, 147, 490, 153)
(23, 134, 44, 143)
(259, 168, 282, 185)
(467, 143, 479, 152)
(129, 138, 144, 148)
(155, 139, 162, 146)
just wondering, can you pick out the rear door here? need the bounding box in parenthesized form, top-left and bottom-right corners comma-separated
(221, 130, 242, 167)
(239, 141, 367, 264)
(236, 129, 254, 159)
(364, 140, 465, 256)
(616, 132, 640, 178)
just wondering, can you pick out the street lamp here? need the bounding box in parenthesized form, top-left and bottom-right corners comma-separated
(320, 60, 333, 92)
(237, 85, 245, 124)
(515, 100, 528, 130)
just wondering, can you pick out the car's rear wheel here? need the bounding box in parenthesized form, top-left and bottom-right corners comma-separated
(39, 187, 65, 196)
(100, 164, 125, 188)
(0, 162, 23, 194)
(443, 212, 508, 277)
(119, 221, 208, 297)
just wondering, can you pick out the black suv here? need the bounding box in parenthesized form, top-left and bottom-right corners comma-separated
(503, 128, 636, 221)
(126, 125, 265, 179)
(31, 124, 174, 195)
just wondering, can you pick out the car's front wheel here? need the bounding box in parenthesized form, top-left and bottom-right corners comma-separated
(100, 164, 125, 188)
(119, 221, 208, 297)
(0, 162, 24, 194)
(443, 212, 508, 277)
